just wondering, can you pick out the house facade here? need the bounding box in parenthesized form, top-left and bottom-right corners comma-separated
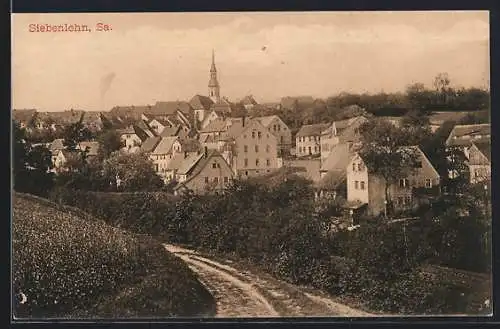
(174, 149, 234, 195)
(227, 118, 282, 178)
(254, 115, 292, 157)
(149, 136, 179, 177)
(346, 147, 440, 216)
(296, 123, 330, 158)
(320, 116, 368, 163)
(467, 141, 491, 184)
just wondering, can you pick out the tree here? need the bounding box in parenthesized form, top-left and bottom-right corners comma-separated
(102, 152, 164, 191)
(13, 121, 54, 196)
(96, 130, 123, 160)
(433, 73, 452, 105)
(62, 114, 92, 151)
(359, 119, 420, 214)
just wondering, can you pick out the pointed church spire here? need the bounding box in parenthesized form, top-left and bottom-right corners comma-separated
(208, 49, 220, 103)
(210, 49, 217, 72)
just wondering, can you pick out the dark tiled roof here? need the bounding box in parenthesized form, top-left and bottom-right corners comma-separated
(190, 95, 214, 111)
(160, 125, 182, 137)
(147, 101, 193, 116)
(140, 136, 162, 153)
(473, 141, 491, 162)
(320, 143, 357, 172)
(177, 138, 202, 152)
(200, 118, 229, 133)
(151, 136, 178, 155)
(445, 123, 491, 147)
(241, 95, 258, 106)
(296, 123, 330, 137)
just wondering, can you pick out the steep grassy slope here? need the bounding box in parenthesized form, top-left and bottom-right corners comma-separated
(12, 193, 216, 319)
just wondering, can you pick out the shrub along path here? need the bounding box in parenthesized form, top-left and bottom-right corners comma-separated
(164, 244, 372, 317)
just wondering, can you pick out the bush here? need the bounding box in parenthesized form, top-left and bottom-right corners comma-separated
(13, 193, 215, 318)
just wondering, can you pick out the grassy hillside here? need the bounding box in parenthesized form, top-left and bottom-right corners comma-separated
(12, 192, 216, 319)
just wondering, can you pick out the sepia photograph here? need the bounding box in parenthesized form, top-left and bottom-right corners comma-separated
(11, 11, 491, 319)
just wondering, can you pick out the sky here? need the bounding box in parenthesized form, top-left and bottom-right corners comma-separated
(12, 11, 489, 112)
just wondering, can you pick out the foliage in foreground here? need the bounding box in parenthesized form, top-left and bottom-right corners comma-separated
(12, 193, 215, 318)
(49, 177, 491, 315)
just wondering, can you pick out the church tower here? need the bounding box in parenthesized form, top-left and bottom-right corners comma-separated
(208, 49, 220, 103)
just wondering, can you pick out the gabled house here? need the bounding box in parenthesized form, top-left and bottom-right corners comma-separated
(320, 116, 368, 163)
(173, 149, 234, 195)
(445, 123, 491, 155)
(163, 151, 201, 183)
(467, 141, 491, 184)
(49, 138, 66, 165)
(346, 146, 440, 216)
(53, 150, 82, 172)
(223, 118, 282, 178)
(317, 143, 358, 200)
(139, 136, 162, 155)
(445, 123, 491, 180)
(253, 115, 292, 156)
(117, 125, 150, 152)
(296, 123, 330, 158)
(241, 95, 258, 110)
(150, 136, 179, 177)
(148, 118, 171, 135)
(77, 141, 100, 160)
(190, 94, 214, 123)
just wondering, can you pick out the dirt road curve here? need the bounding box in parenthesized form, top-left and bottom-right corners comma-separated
(164, 244, 372, 318)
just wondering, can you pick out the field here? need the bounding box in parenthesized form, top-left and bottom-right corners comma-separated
(12, 192, 216, 319)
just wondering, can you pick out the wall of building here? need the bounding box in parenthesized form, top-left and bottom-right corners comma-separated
(296, 135, 321, 157)
(266, 117, 292, 155)
(346, 155, 369, 204)
(121, 133, 142, 149)
(184, 155, 234, 194)
(233, 121, 281, 177)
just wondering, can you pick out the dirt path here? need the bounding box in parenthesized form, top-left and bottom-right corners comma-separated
(164, 244, 372, 317)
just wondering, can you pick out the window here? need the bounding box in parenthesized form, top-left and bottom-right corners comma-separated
(266, 145, 270, 152)
(245, 171, 248, 176)
(308, 146, 312, 155)
(405, 196, 412, 205)
(280, 136, 284, 143)
(205, 177, 209, 184)
(357, 163, 363, 171)
(212, 162, 217, 169)
(256, 159, 260, 166)
(266, 159, 270, 166)
(244, 145, 248, 153)
(399, 178, 409, 188)
(425, 178, 432, 188)
(255, 145, 259, 152)
(278, 125, 281, 132)
(398, 197, 404, 205)
(258, 131, 262, 139)
(252, 131, 256, 138)
(352, 163, 356, 171)
(475, 170, 480, 178)
(314, 146, 318, 153)
(354, 181, 359, 189)
(214, 177, 219, 183)
(415, 161, 422, 168)
(273, 124, 277, 131)
(360, 181, 365, 190)
(224, 176, 229, 183)
(244, 158, 248, 167)
(309, 136, 312, 142)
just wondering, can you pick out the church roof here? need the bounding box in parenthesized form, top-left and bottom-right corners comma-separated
(190, 95, 214, 111)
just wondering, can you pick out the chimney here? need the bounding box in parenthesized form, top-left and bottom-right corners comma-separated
(204, 146, 208, 158)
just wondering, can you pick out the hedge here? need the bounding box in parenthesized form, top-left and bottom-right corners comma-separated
(48, 182, 491, 315)
(13, 192, 216, 318)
